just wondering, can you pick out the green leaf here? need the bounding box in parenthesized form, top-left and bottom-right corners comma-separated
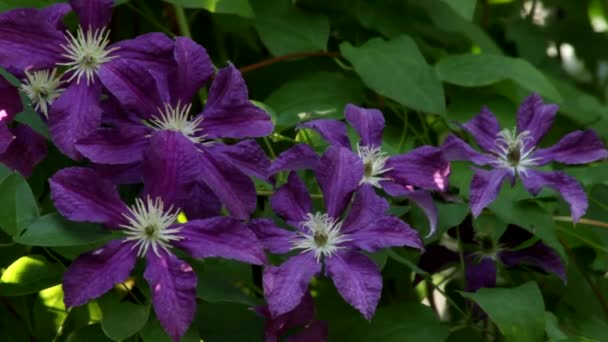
(0, 173, 39, 237)
(440, 0, 477, 20)
(251, 0, 329, 55)
(194, 259, 257, 305)
(0, 255, 63, 296)
(265, 71, 365, 131)
(197, 302, 264, 342)
(139, 316, 200, 342)
(32, 285, 68, 341)
(162, 0, 254, 17)
(445, 327, 484, 342)
(462, 282, 545, 342)
(341, 36, 445, 114)
(99, 294, 150, 341)
(0, 0, 65, 11)
(545, 311, 568, 341)
(436, 53, 562, 101)
(17, 213, 112, 247)
(66, 324, 114, 342)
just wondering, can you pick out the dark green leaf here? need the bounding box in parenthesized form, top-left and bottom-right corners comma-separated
(100, 294, 150, 341)
(0, 173, 39, 237)
(162, 0, 254, 17)
(0, 255, 63, 296)
(197, 302, 264, 342)
(194, 259, 257, 305)
(17, 213, 112, 247)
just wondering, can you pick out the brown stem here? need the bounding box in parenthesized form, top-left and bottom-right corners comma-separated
(239, 51, 342, 73)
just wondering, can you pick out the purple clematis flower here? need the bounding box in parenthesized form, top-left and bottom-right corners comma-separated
(280, 104, 450, 235)
(0, 76, 47, 176)
(254, 292, 328, 342)
(74, 38, 273, 220)
(442, 94, 608, 222)
(251, 146, 423, 320)
(49, 167, 266, 342)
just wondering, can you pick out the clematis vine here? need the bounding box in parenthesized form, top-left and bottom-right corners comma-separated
(442, 94, 608, 221)
(251, 147, 423, 320)
(49, 167, 266, 342)
(282, 104, 450, 235)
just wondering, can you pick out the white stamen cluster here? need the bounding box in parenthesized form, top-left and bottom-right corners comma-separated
(491, 128, 539, 175)
(121, 197, 183, 257)
(59, 25, 118, 85)
(357, 144, 392, 187)
(146, 102, 208, 144)
(292, 212, 350, 263)
(19, 69, 64, 117)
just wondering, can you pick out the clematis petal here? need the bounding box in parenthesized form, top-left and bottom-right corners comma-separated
(520, 169, 587, 223)
(91, 162, 142, 185)
(465, 256, 497, 292)
(248, 218, 297, 254)
(0, 125, 14, 154)
(206, 140, 271, 181)
(288, 321, 329, 342)
(256, 292, 318, 341)
(297, 119, 351, 149)
(516, 94, 559, 147)
(198, 148, 257, 220)
(325, 251, 382, 320)
(347, 216, 423, 252)
(198, 64, 273, 138)
(70, 0, 113, 31)
(108, 32, 176, 72)
(343, 184, 389, 234)
(344, 104, 385, 147)
(0, 76, 22, 122)
(441, 135, 493, 166)
(49, 81, 103, 160)
(461, 107, 501, 152)
(63, 239, 138, 307)
(172, 37, 214, 103)
(49, 167, 128, 227)
(268, 144, 320, 176)
(175, 180, 222, 220)
(533, 130, 608, 166)
(469, 168, 511, 217)
(41, 3, 72, 29)
(264, 252, 321, 317)
(382, 185, 438, 237)
(499, 242, 566, 282)
(174, 217, 266, 265)
(0, 7, 65, 75)
(144, 250, 197, 342)
(76, 125, 150, 164)
(315, 146, 364, 218)
(270, 172, 312, 227)
(385, 146, 451, 191)
(0, 125, 47, 177)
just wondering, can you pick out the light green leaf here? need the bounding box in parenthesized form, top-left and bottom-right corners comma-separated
(545, 311, 568, 341)
(251, 0, 329, 55)
(100, 294, 150, 341)
(0, 255, 63, 296)
(0, 173, 39, 237)
(440, 0, 477, 20)
(462, 282, 545, 342)
(17, 213, 112, 247)
(162, 0, 254, 17)
(341, 36, 445, 114)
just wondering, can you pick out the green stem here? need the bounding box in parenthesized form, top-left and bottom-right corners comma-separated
(257, 189, 323, 199)
(174, 5, 192, 38)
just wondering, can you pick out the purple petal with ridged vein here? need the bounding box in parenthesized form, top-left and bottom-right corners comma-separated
(533, 130, 608, 166)
(0, 125, 14, 154)
(0, 125, 47, 177)
(108, 32, 176, 73)
(385, 146, 451, 191)
(315, 146, 363, 218)
(270, 172, 311, 227)
(0, 7, 65, 75)
(49, 167, 128, 227)
(382, 187, 438, 237)
(469, 168, 511, 217)
(207, 140, 271, 181)
(145, 250, 197, 342)
(343, 184, 389, 234)
(0, 76, 22, 122)
(465, 256, 497, 292)
(289, 320, 328, 342)
(257, 292, 317, 340)
(198, 64, 273, 138)
(264, 252, 321, 317)
(49, 81, 103, 160)
(268, 144, 320, 175)
(91, 162, 142, 185)
(516, 94, 558, 147)
(198, 148, 257, 220)
(461, 107, 501, 152)
(76, 125, 150, 164)
(499, 242, 566, 282)
(41, 3, 71, 29)
(344, 104, 385, 147)
(70, 0, 113, 31)
(175, 179, 222, 220)
(441, 135, 493, 166)
(326, 251, 382, 320)
(248, 218, 297, 254)
(172, 37, 214, 103)
(174, 217, 266, 265)
(63, 239, 138, 307)
(520, 169, 587, 223)
(297, 119, 351, 149)
(347, 216, 423, 252)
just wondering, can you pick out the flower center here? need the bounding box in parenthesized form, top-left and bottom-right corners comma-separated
(146, 102, 209, 144)
(120, 197, 183, 257)
(291, 212, 350, 263)
(58, 25, 118, 85)
(491, 128, 538, 174)
(356, 144, 392, 187)
(19, 68, 64, 118)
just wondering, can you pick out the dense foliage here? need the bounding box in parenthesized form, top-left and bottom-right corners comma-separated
(1, 0, 608, 341)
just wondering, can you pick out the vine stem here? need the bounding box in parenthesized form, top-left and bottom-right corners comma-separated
(174, 5, 192, 38)
(239, 51, 342, 74)
(554, 216, 608, 229)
